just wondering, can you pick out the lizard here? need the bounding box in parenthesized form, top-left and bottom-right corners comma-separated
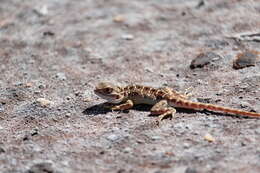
(94, 82, 260, 121)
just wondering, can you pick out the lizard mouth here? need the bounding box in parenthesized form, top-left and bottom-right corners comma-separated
(94, 90, 122, 103)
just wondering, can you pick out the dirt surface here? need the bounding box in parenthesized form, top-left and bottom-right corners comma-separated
(1, 0, 260, 172)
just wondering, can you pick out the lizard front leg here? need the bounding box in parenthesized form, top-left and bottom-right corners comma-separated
(111, 99, 134, 111)
(150, 100, 176, 122)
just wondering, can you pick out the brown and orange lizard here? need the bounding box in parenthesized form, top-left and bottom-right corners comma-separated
(94, 82, 260, 121)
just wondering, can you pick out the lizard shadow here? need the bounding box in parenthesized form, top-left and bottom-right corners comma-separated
(198, 109, 255, 119)
(83, 102, 135, 116)
(83, 103, 151, 116)
(173, 108, 254, 119)
(82, 103, 112, 116)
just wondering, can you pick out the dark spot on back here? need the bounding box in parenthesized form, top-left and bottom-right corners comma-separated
(158, 90, 165, 96)
(130, 92, 139, 97)
(183, 101, 189, 107)
(176, 99, 182, 105)
(151, 88, 156, 93)
(129, 86, 135, 90)
(156, 90, 166, 99)
(170, 98, 177, 103)
(136, 85, 142, 89)
(143, 87, 150, 91)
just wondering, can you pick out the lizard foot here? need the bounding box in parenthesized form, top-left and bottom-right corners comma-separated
(150, 100, 176, 123)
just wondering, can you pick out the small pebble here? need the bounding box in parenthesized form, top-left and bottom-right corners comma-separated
(233, 50, 259, 69)
(38, 84, 45, 89)
(36, 98, 54, 107)
(43, 31, 55, 36)
(34, 91, 41, 94)
(106, 134, 120, 142)
(113, 15, 125, 23)
(66, 96, 72, 101)
(183, 143, 190, 149)
(196, 0, 205, 9)
(123, 147, 132, 153)
(254, 127, 260, 135)
(121, 34, 134, 40)
(151, 135, 161, 140)
(0, 107, 3, 113)
(0, 146, 5, 153)
(34, 5, 48, 16)
(74, 91, 81, 96)
(65, 113, 71, 118)
(31, 128, 39, 136)
(204, 133, 215, 142)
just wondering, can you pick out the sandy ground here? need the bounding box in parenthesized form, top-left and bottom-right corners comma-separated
(0, 0, 260, 172)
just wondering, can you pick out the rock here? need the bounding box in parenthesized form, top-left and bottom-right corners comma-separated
(36, 98, 54, 107)
(0, 146, 5, 153)
(233, 50, 259, 69)
(190, 52, 222, 69)
(26, 162, 55, 173)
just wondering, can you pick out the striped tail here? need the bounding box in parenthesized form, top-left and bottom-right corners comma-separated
(172, 99, 260, 118)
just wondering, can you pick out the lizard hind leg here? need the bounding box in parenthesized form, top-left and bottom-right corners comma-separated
(150, 100, 176, 122)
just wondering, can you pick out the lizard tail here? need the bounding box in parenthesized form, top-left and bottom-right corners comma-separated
(176, 99, 260, 118)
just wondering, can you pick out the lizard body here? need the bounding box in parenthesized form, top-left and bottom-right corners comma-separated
(94, 82, 260, 121)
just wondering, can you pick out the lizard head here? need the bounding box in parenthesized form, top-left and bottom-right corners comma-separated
(94, 82, 124, 103)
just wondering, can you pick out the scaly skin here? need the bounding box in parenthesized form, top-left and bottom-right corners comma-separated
(94, 82, 260, 121)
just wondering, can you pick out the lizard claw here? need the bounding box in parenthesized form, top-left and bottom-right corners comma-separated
(111, 106, 120, 111)
(184, 87, 193, 98)
(158, 113, 173, 122)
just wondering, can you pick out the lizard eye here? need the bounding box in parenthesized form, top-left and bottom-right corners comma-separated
(104, 88, 113, 93)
